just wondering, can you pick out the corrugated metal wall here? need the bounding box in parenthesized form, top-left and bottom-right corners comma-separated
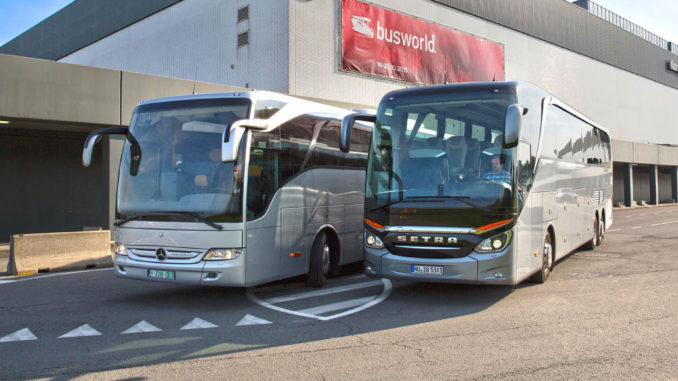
(432, 0, 678, 90)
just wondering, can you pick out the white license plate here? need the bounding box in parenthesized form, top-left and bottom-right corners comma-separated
(148, 269, 175, 279)
(411, 265, 443, 275)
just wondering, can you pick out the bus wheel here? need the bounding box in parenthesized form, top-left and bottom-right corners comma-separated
(597, 217, 605, 246)
(307, 232, 330, 287)
(530, 233, 553, 283)
(583, 217, 598, 250)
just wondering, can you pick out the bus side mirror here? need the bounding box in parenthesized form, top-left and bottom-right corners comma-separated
(221, 119, 268, 162)
(503, 104, 525, 149)
(82, 127, 130, 166)
(222, 126, 245, 162)
(82, 133, 103, 167)
(340, 112, 376, 153)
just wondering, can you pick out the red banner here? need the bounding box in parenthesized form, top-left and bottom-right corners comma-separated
(341, 0, 505, 85)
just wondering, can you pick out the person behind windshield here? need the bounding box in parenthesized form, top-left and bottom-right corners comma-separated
(483, 154, 511, 184)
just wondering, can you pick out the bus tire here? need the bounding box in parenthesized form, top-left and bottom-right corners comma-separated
(597, 216, 605, 246)
(530, 233, 553, 283)
(582, 217, 598, 250)
(307, 232, 330, 287)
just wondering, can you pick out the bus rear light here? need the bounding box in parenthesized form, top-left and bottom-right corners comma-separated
(364, 218, 385, 230)
(472, 219, 512, 234)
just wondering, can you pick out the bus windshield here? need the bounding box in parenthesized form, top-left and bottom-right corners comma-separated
(367, 89, 516, 218)
(117, 98, 250, 222)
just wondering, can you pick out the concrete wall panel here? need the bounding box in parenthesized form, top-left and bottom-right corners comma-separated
(633, 142, 658, 165)
(658, 145, 678, 166)
(0, 54, 120, 125)
(611, 139, 633, 163)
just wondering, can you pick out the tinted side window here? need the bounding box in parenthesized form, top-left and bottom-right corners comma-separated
(279, 116, 314, 183)
(248, 128, 281, 220)
(347, 126, 370, 168)
(308, 120, 341, 168)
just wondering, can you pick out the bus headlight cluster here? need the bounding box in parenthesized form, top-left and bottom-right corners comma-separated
(364, 231, 384, 249)
(114, 243, 127, 256)
(475, 231, 512, 253)
(204, 248, 242, 261)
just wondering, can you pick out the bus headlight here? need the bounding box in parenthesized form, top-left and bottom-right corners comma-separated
(475, 231, 512, 253)
(114, 243, 127, 256)
(365, 231, 384, 249)
(204, 248, 242, 260)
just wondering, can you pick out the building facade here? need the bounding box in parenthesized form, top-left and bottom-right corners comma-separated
(2, 0, 678, 240)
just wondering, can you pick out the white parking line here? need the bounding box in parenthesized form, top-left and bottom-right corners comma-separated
(0, 268, 111, 285)
(651, 220, 678, 226)
(247, 278, 392, 321)
(264, 280, 384, 304)
(632, 226, 641, 229)
(298, 296, 377, 315)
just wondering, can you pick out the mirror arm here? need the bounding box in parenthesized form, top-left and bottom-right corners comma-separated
(82, 127, 129, 167)
(340, 112, 376, 153)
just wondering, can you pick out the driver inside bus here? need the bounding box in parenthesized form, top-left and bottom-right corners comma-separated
(483, 154, 512, 185)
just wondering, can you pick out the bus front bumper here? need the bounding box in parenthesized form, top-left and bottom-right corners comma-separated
(114, 254, 247, 287)
(363, 246, 516, 285)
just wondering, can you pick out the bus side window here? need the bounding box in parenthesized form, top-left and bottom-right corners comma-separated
(517, 141, 533, 189)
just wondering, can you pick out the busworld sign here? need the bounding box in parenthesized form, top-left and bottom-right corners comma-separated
(341, 0, 505, 85)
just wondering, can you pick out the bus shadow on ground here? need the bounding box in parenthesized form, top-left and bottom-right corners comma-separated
(4, 267, 513, 381)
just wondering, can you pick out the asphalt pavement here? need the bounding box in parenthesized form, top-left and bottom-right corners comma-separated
(1, 204, 677, 380)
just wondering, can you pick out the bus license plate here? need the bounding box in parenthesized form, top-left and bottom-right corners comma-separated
(148, 269, 175, 279)
(411, 265, 443, 275)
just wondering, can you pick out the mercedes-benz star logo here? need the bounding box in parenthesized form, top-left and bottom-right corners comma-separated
(155, 248, 167, 261)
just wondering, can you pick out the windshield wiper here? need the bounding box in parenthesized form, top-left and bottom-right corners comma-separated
(114, 212, 223, 230)
(407, 195, 490, 212)
(369, 197, 444, 212)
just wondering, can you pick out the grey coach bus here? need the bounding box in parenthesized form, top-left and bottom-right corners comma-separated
(83, 91, 370, 287)
(340, 81, 612, 285)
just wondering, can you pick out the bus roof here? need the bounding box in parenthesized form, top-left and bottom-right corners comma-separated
(379, 81, 609, 136)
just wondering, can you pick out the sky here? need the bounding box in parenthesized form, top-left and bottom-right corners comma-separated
(584, 0, 678, 44)
(0, 0, 676, 47)
(0, 0, 74, 46)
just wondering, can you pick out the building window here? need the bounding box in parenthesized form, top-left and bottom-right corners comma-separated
(237, 6, 249, 23)
(238, 31, 249, 47)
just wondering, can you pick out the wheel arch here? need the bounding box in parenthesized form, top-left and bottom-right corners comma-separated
(546, 224, 556, 261)
(314, 224, 341, 267)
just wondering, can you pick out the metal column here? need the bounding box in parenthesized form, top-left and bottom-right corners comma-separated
(650, 165, 658, 205)
(624, 163, 634, 207)
(672, 166, 678, 204)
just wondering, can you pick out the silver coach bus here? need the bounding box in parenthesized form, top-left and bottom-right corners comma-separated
(340, 81, 612, 285)
(83, 91, 370, 287)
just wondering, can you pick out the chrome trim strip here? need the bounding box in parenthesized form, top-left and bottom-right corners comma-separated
(395, 245, 461, 250)
(385, 226, 473, 234)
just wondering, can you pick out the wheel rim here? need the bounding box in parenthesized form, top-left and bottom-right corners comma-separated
(322, 244, 331, 275)
(593, 219, 598, 246)
(543, 238, 553, 276)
